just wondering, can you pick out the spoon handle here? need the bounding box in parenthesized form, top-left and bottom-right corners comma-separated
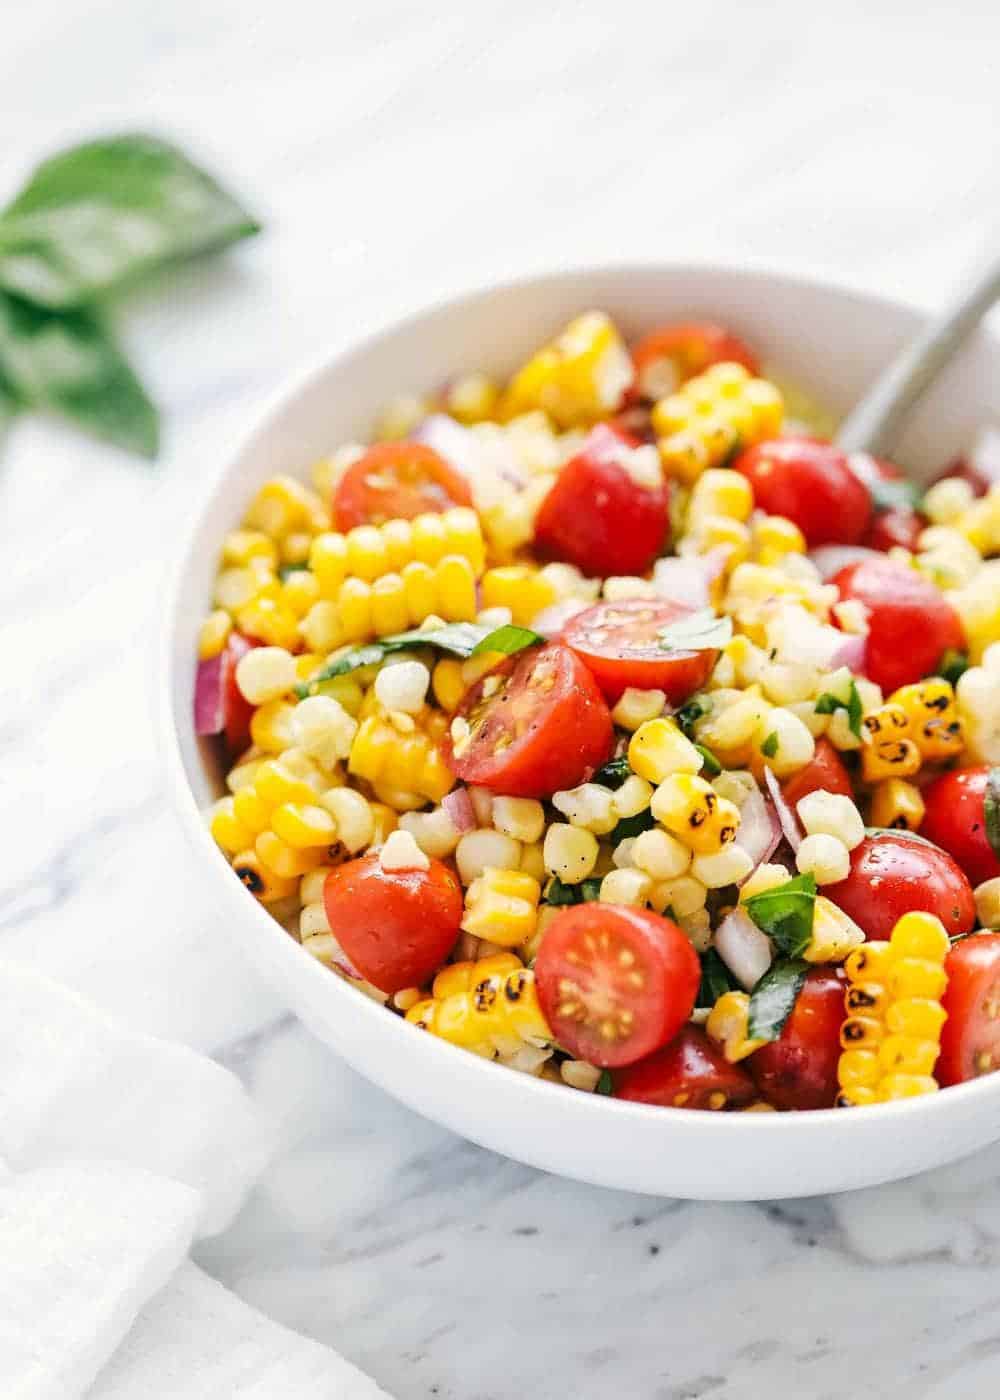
(836, 253, 1000, 456)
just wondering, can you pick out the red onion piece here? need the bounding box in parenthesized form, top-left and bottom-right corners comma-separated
(413, 413, 525, 487)
(829, 633, 867, 672)
(714, 906, 773, 991)
(734, 780, 782, 873)
(808, 545, 881, 580)
(535, 598, 589, 637)
(763, 765, 803, 853)
(442, 786, 477, 833)
(194, 652, 226, 735)
(652, 547, 729, 609)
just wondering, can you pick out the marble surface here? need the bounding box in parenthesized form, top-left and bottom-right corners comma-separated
(6, 2, 1000, 1395)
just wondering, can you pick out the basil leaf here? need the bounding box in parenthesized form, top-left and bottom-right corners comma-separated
(814, 680, 863, 739)
(747, 958, 809, 1041)
(592, 755, 632, 789)
(696, 948, 736, 1008)
(674, 694, 709, 739)
(595, 1069, 614, 1096)
(0, 134, 260, 308)
(760, 731, 779, 759)
(470, 624, 543, 657)
(543, 876, 602, 907)
(743, 873, 817, 958)
(658, 609, 732, 653)
(869, 476, 922, 513)
(296, 621, 494, 697)
(609, 808, 657, 843)
(694, 744, 722, 777)
(985, 768, 1000, 863)
(0, 293, 157, 455)
(939, 649, 970, 686)
(278, 562, 309, 581)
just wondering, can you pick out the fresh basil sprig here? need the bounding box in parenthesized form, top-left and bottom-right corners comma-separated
(985, 768, 1000, 862)
(674, 694, 709, 739)
(470, 623, 543, 656)
(592, 755, 633, 789)
(814, 680, 863, 739)
(760, 731, 779, 760)
(939, 649, 970, 686)
(696, 948, 736, 1009)
(743, 873, 817, 958)
(543, 876, 602, 907)
(658, 609, 732, 653)
(609, 808, 657, 844)
(595, 1069, 614, 1096)
(694, 743, 722, 777)
(747, 958, 809, 1040)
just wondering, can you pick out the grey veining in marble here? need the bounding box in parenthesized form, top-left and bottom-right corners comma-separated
(6, 2, 1000, 1395)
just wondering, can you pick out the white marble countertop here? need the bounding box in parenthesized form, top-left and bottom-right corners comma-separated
(6, 2, 1000, 1395)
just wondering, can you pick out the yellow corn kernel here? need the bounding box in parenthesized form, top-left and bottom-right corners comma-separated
(309, 532, 349, 596)
(892, 910, 952, 962)
(653, 364, 783, 483)
(705, 991, 766, 1062)
(877, 1034, 940, 1077)
(650, 774, 740, 855)
(836, 1084, 879, 1107)
(245, 475, 322, 539)
(222, 529, 279, 568)
(443, 372, 500, 424)
(255, 829, 323, 879)
(543, 823, 599, 883)
(252, 757, 320, 806)
(480, 565, 557, 626)
(435, 554, 478, 622)
(461, 868, 542, 947)
(752, 514, 807, 565)
(498, 311, 632, 428)
(231, 849, 298, 904)
(869, 778, 925, 832)
(270, 801, 338, 849)
(837, 1048, 881, 1089)
(198, 610, 233, 660)
(345, 525, 389, 581)
(432, 953, 523, 1000)
(280, 571, 321, 619)
(889, 679, 965, 761)
(432, 658, 467, 712)
(367, 574, 407, 636)
(348, 715, 454, 804)
(409, 512, 449, 565)
(628, 717, 703, 784)
(687, 467, 754, 524)
(376, 393, 430, 440)
(249, 701, 298, 754)
(876, 1073, 939, 1101)
(803, 897, 865, 962)
(335, 577, 372, 641)
(236, 596, 301, 650)
(231, 785, 274, 835)
(208, 797, 253, 855)
(860, 705, 922, 782)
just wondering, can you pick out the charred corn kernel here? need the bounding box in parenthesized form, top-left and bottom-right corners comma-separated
(348, 714, 453, 804)
(651, 774, 740, 855)
(543, 823, 599, 884)
(491, 796, 546, 844)
(975, 877, 1000, 929)
(461, 867, 542, 946)
(223, 529, 278, 567)
(687, 468, 754, 524)
(796, 832, 850, 885)
(409, 962, 551, 1056)
(838, 911, 949, 1106)
(255, 829, 323, 879)
(235, 646, 296, 705)
(456, 829, 523, 885)
(752, 514, 807, 565)
(292, 695, 358, 767)
(631, 827, 691, 881)
(629, 718, 703, 784)
(236, 596, 300, 650)
(889, 679, 965, 761)
(250, 701, 297, 754)
(198, 610, 233, 660)
(599, 868, 653, 905)
(208, 797, 253, 855)
(398, 806, 461, 860)
(499, 311, 632, 428)
(796, 791, 865, 850)
(271, 802, 337, 848)
(432, 953, 523, 1000)
(804, 897, 865, 962)
(706, 991, 766, 1062)
(612, 688, 667, 731)
(232, 849, 298, 903)
(691, 843, 754, 889)
(480, 565, 557, 625)
(432, 658, 466, 712)
(649, 873, 707, 918)
(861, 705, 922, 782)
(653, 364, 783, 483)
(613, 774, 654, 820)
(869, 778, 925, 832)
(551, 783, 618, 834)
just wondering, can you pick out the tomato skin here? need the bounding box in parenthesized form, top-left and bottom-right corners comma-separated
(824, 832, 976, 942)
(562, 597, 718, 705)
(921, 766, 1000, 888)
(444, 642, 613, 798)
(938, 932, 1000, 1086)
(332, 441, 473, 529)
(222, 632, 258, 756)
(323, 855, 462, 994)
(627, 322, 758, 404)
(832, 557, 965, 693)
(534, 423, 670, 577)
(781, 738, 854, 806)
(864, 506, 925, 553)
(536, 905, 700, 1068)
(733, 437, 873, 547)
(614, 1027, 757, 1109)
(750, 968, 845, 1110)
(935, 456, 991, 499)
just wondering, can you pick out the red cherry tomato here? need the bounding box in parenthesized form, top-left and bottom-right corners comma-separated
(562, 598, 718, 705)
(750, 968, 845, 1110)
(864, 506, 925, 552)
(533, 423, 670, 577)
(535, 906, 701, 1068)
(733, 437, 872, 547)
(614, 1027, 757, 1109)
(781, 737, 854, 807)
(323, 854, 462, 994)
(938, 458, 991, 497)
(444, 642, 613, 798)
(921, 766, 1000, 888)
(627, 322, 758, 404)
(824, 832, 976, 942)
(832, 557, 965, 693)
(938, 932, 1000, 1086)
(222, 632, 258, 755)
(332, 441, 473, 530)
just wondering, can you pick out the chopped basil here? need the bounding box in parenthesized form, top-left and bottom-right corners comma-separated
(760, 731, 779, 759)
(694, 743, 722, 777)
(868, 475, 923, 514)
(658, 609, 732, 653)
(939, 649, 970, 686)
(743, 873, 817, 958)
(747, 958, 809, 1041)
(543, 876, 602, 907)
(696, 948, 736, 1008)
(278, 562, 309, 581)
(985, 768, 1000, 862)
(674, 694, 709, 739)
(814, 680, 863, 739)
(595, 1069, 614, 1096)
(470, 624, 543, 657)
(609, 808, 657, 843)
(592, 755, 633, 789)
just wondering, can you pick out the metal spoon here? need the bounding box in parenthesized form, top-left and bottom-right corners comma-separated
(835, 252, 1000, 456)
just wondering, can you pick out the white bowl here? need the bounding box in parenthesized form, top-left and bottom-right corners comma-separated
(163, 263, 1000, 1200)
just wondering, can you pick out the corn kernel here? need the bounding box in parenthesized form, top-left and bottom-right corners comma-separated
(611, 688, 668, 731)
(650, 774, 740, 855)
(868, 778, 925, 832)
(198, 610, 233, 660)
(256, 829, 323, 879)
(706, 991, 766, 1062)
(796, 832, 851, 885)
(629, 718, 703, 784)
(378, 829, 430, 872)
(631, 827, 691, 881)
(491, 796, 546, 844)
(552, 783, 618, 834)
(599, 868, 653, 905)
(691, 843, 754, 889)
(543, 823, 599, 884)
(462, 867, 541, 946)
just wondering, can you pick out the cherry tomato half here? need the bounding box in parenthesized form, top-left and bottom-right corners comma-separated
(750, 968, 845, 1110)
(533, 423, 670, 577)
(781, 737, 854, 807)
(824, 831, 976, 942)
(323, 854, 463, 994)
(832, 557, 965, 693)
(864, 506, 925, 553)
(921, 766, 1000, 888)
(938, 932, 1000, 1086)
(535, 905, 701, 1068)
(733, 437, 872, 547)
(193, 630, 258, 758)
(627, 322, 758, 404)
(614, 1027, 756, 1109)
(444, 642, 613, 798)
(562, 597, 718, 705)
(332, 441, 473, 530)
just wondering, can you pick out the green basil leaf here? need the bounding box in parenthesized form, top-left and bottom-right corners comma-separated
(543, 875, 602, 907)
(470, 624, 543, 657)
(694, 744, 722, 777)
(869, 476, 922, 513)
(0, 292, 157, 455)
(658, 609, 732, 653)
(592, 755, 632, 789)
(760, 731, 779, 759)
(696, 948, 736, 1008)
(595, 1069, 614, 1096)
(296, 621, 494, 697)
(747, 958, 809, 1041)
(278, 562, 309, 581)
(743, 873, 817, 958)
(0, 134, 260, 308)
(938, 649, 970, 686)
(985, 768, 1000, 863)
(674, 694, 709, 739)
(609, 808, 657, 843)
(814, 680, 863, 739)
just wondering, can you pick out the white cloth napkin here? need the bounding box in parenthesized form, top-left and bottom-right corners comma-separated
(0, 961, 391, 1400)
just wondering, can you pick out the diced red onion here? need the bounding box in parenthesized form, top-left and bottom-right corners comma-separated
(329, 941, 365, 981)
(194, 653, 226, 735)
(442, 786, 477, 833)
(763, 765, 803, 853)
(808, 545, 881, 580)
(829, 633, 867, 672)
(734, 780, 782, 873)
(413, 413, 525, 487)
(714, 906, 774, 991)
(535, 598, 589, 637)
(652, 547, 729, 609)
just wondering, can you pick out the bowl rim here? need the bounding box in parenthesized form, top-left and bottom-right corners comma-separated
(159, 257, 1000, 1136)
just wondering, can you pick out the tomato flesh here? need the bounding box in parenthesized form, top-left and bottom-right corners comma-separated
(733, 436, 872, 547)
(332, 441, 473, 529)
(533, 423, 670, 577)
(938, 932, 1000, 1086)
(832, 557, 965, 693)
(824, 832, 976, 943)
(750, 968, 845, 1110)
(562, 597, 718, 705)
(323, 855, 463, 994)
(921, 766, 1000, 888)
(781, 737, 854, 806)
(444, 642, 613, 798)
(627, 322, 758, 404)
(614, 1027, 756, 1109)
(535, 905, 701, 1068)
